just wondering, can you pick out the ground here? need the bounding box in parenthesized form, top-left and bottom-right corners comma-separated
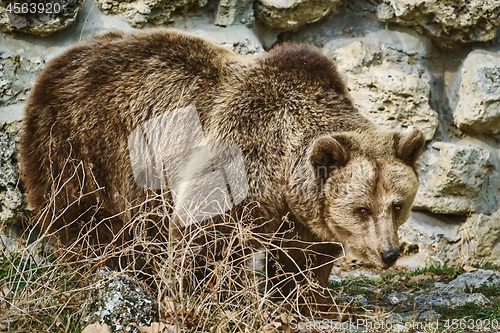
(0, 244, 499, 333)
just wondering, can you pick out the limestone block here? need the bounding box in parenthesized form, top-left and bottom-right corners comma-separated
(453, 50, 500, 135)
(414, 142, 490, 215)
(215, 0, 254, 27)
(0, 0, 85, 37)
(0, 121, 25, 225)
(377, 0, 500, 46)
(399, 211, 500, 268)
(171, 20, 264, 54)
(0, 53, 45, 107)
(324, 30, 438, 141)
(254, 0, 342, 31)
(398, 212, 462, 269)
(458, 213, 500, 266)
(440, 270, 500, 294)
(96, 0, 208, 28)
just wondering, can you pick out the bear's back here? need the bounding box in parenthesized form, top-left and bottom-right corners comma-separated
(21, 30, 238, 214)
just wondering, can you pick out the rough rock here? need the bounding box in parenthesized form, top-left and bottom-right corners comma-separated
(1, 0, 85, 37)
(0, 52, 46, 107)
(340, 294, 369, 306)
(282, 0, 386, 47)
(170, 14, 264, 54)
(457, 212, 500, 266)
(324, 30, 438, 141)
(0, 230, 21, 254)
(96, 0, 208, 28)
(398, 212, 463, 268)
(330, 266, 382, 282)
(388, 293, 409, 305)
(418, 310, 441, 322)
(449, 293, 491, 308)
(376, 0, 500, 46)
(452, 50, 500, 135)
(413, 292, 490, 310)
(0, 122, 25, 225)
(413, 142, 490, 215)
(254, 0, 342, 31)
(387, 310, 441, 323)
(223, 37, 263, 55)
(83, 270, 158, 333)
(440, 270, 500, 294)
(215, 0, 254, 27)
(399, 211, 500, 268)
(413, 293, 450, 309)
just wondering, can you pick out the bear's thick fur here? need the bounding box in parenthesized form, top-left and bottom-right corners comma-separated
(21, 29, 425, 316)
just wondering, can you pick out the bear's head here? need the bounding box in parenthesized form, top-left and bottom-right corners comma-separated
(299, 128, 425, 268)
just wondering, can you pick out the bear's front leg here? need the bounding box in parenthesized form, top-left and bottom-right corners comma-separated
(264, 242, 344, 319)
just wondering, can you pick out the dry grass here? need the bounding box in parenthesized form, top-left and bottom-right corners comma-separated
(0, 163, 350, 332)
(0, 235, 84, 331)
(0, 178, 466, 333)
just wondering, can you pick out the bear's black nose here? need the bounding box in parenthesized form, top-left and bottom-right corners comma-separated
(381, 248, 400, 266)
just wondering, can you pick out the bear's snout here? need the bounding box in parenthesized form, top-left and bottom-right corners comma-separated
(381, 248, 400, 267)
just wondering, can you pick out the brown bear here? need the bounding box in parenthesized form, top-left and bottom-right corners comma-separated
(20, 29, 424, 317)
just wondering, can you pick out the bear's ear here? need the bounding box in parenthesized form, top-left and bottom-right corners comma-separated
(395, 129, 425, 168)
(309, 136, 350, 174)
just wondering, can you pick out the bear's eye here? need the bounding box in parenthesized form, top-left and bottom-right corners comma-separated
(359, 208, 369, 215)
(393, 205, 402, 212)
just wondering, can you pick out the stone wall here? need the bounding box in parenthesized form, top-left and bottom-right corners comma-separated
(1, 0, 500, 268)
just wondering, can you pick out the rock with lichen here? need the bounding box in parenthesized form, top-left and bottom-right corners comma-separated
(254, 0, 342, 31)
(96, 0, 208, 28)
(376, 0, 500, 46)
(0, 0, 85, 37)
(0, 121, 25, 225)
(83, 270, 158, 333)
